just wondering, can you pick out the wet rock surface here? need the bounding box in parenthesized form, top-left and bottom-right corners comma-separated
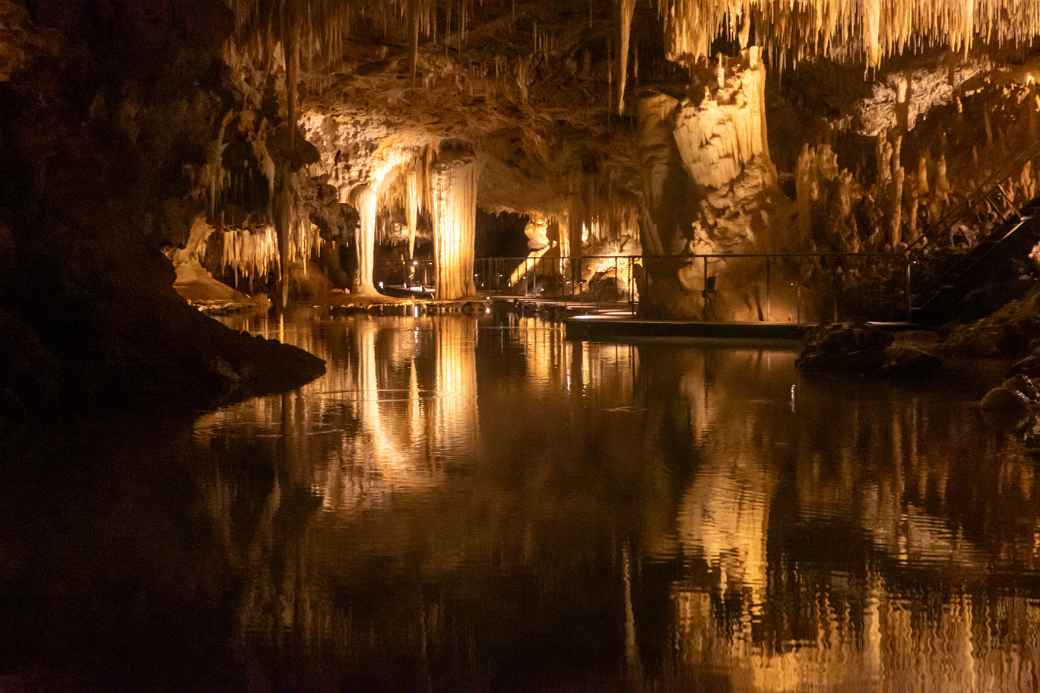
(978, 373, 1040, 452)
(797, 323, 942, 377)
(941, 287, 1040, 359)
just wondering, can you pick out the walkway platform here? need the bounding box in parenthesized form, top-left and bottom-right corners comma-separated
(328, 294, 491, 316)
(564, 315, 923, 341)
(565, 315, 811, 341)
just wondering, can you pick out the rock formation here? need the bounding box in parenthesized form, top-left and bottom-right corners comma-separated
(3, 0, 1040, 412)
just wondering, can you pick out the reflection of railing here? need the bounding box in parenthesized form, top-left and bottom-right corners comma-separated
(475, 253, 912, 323)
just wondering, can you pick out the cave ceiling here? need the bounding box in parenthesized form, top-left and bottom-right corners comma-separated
(230, 0, 1039, 219)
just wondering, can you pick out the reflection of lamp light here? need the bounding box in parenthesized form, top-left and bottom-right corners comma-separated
(378, 281, 384, 289)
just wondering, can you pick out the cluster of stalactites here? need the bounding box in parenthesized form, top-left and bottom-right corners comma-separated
(223, 0, 473, 71)
(566, 170, 642, 259)
(220, 220, 323, 285)
(657, 0, 1040, 71)
(379, 146, 436, 258)
(221, 226, 280, 283)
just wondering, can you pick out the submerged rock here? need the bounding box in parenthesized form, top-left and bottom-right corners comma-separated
(796, 322, 892, 372)
(981, 375, 1040, 417)
(878, 346, 943, 377)
(981, 386, 1031, 412)
(797, 322, 942, 377)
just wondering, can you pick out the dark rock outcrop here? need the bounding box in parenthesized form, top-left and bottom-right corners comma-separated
(0, 0, 325, 420)
(941, 286, 1040, 359)
(797, 322, 942, 377)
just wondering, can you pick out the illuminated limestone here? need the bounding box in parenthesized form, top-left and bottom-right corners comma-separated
(657, 0, 1040, 69)
(432, 153, 480, 300)
(673, 47, 770, 191)
(855, 61, 986, 136)
(355, 186, 379, 296)
(222, 226, 280, 283)
(635, 92, 681, 256)
(673, 46, 778, 258)
(616, 0, 637, 116)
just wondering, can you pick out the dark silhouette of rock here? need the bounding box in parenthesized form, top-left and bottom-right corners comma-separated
(797, 323, 943, 378)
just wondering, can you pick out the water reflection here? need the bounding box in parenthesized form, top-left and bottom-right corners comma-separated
(1, 313, 1038, 691)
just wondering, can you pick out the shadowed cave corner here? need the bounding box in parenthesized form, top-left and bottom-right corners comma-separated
(0, 0, 325, 422)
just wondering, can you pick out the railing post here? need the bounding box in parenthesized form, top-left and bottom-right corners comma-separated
(833, 281, 839, 323)
(578, 257, 583, 299)
(906, 257, 913, 323)
(614, 256, 619, 304)
(629, 257, 635, 315)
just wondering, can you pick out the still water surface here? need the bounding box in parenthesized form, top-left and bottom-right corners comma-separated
(2, 311, 1039, 692)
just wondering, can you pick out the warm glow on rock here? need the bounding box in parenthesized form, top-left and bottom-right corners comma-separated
(657, 0, 1040, 69)
(432, 155, 480, 300)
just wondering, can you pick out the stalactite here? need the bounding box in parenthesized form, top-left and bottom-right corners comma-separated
(273, 165, 294, 307)
(204, 111, 235, 221)
(656, 0, 1040, 69)
(408, 0, 420, 83)
(616, 0, 636, 116)
(221, 226, 281, 282)
(405, 166, 420, 260)
(432, 156, 479, 300)
(284, 0, 299, 150)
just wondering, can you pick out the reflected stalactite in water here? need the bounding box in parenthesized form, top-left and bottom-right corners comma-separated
(433, 318, 479, 460)
(623, 342, 1040, 692)
(113, 316, 1040, 690)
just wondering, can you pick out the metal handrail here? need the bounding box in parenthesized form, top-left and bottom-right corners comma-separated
(478, 252, 905, 260)
(473, 251, 913, 322)
(906, 138, 1040, 255)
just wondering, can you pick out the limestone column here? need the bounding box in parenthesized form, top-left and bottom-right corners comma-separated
(432, 156, 479, 300)
(355, 186, 379, 295)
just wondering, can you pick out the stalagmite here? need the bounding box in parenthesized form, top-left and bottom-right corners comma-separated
(935, 154, 951, 206)
(431, 155, 479, 300)
(796, 144, 816, 241)
(917, 155, 930, 196)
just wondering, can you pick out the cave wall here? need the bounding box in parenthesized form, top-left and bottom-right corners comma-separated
(0, 0, 324, 418)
